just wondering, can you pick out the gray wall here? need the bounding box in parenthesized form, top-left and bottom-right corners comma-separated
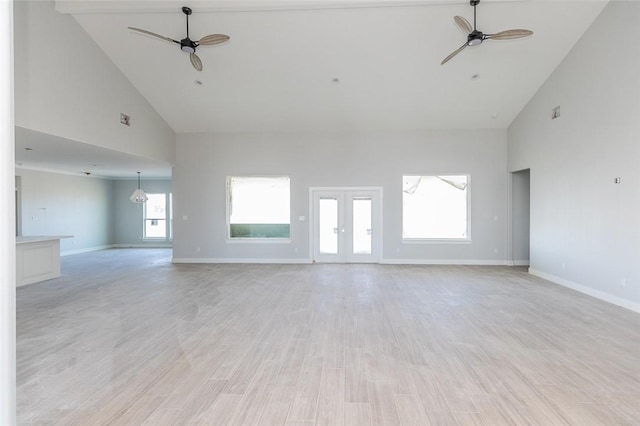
(511, 169, 530, 265)
(113, 179, 172, 246)
(13, 0, 175, 164)
(16, 169, 115, 253)
(12, 0, 176, 254)
(508, 1, 640, 309)
(16, 169, 173, 253)
(173, 130, 508, 263)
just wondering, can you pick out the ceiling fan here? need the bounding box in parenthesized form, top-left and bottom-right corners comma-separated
(128, 6, 230, 72)
(441, 0, 533, 65)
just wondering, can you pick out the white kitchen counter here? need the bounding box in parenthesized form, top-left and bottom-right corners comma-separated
(16, 236, 72, 286)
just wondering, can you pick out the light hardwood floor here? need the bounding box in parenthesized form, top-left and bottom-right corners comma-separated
(17, 249, 640, 425)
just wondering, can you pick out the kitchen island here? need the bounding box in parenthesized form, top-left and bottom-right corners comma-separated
(16, 236, 72, 286)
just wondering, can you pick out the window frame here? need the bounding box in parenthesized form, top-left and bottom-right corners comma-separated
(225, 175, 292, 243)
(142, 192, 173, 241)
(401, 173, 471, 243)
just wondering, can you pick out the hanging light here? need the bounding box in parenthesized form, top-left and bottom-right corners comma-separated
(130, 171, 148, 203)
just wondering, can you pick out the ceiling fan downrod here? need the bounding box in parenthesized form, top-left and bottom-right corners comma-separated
(183, 6, 192, 37)
(472, 0, 479, 30)
(180, 7, 197, 54)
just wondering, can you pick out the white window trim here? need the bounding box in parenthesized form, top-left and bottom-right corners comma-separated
(225, 175, 292, 243)
(401, 173, 471, 243)
(142, 193, 171, 241)
(225, 238, 291, 244)
(402, 238, 472, 244)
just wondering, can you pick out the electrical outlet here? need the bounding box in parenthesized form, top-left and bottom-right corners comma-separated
(620, 277, 627, 287)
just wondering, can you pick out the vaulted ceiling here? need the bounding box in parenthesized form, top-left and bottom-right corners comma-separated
(15, 0, 608, 178)
(63, 0, 609, 134)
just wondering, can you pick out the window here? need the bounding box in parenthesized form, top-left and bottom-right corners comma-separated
(168, 193, 173, 240)
(227, 176, 290, 239)
(402, 175, 469, 240)
(143, 193, 170, 239)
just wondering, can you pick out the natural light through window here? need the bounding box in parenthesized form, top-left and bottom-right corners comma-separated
(352, 198, 372, 254)
(319, 197, 338, 254)
(402, 175, 469, 240)
(228, 176, 290, 239)
(143, 193, 167, 239)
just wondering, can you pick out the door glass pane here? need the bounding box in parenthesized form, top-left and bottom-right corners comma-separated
(319, 198, 338, 254)
(352, 198, 372, 255)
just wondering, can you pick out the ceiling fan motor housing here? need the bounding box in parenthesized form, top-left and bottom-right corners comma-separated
(180, 38, 197, 53)
(468, 30, 484, 46)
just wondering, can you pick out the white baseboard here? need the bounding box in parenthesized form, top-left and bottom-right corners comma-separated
(512, 260, 530, 266)
(529, 268, 640, 314)
(112, 244, 172, 249)
(62, 244, 172, 256)
(381, 259, 508, 266)
(172, 258, 313, 264)
(61, 244, 114, 256)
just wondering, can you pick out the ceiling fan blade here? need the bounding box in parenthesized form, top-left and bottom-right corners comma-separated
(198, 34, 230, 46)
(190, 53, 203, 71)
(441, 42, 468, 65)
(454, 16, 472, 34)
(486, 29, 533, 40)
(128, 27, 179, 44)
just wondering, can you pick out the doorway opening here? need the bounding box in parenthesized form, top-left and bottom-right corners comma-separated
(511, 169, 530, 266)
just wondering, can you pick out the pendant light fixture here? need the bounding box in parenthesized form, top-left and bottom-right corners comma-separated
(130, 171, 148, 203)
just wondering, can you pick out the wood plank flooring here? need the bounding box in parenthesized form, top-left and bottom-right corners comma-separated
(17, 249, 640, 425)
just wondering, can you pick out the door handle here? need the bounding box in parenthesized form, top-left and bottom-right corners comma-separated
(333, 227, 338, 234)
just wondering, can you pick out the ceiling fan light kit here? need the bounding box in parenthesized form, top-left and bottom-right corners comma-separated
(128, 6, 230, 72)
(441, 0, 533, 65)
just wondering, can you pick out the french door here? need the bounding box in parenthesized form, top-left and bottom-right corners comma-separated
(311, 188, 382, 263)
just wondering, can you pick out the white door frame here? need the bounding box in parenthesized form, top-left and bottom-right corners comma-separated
(309, 187, 383, 263)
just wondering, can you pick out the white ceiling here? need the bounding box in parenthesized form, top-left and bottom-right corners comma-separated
(65, 0, 609, 134)
(15, 127, 172, 179)
(17, 0, 608, 178)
